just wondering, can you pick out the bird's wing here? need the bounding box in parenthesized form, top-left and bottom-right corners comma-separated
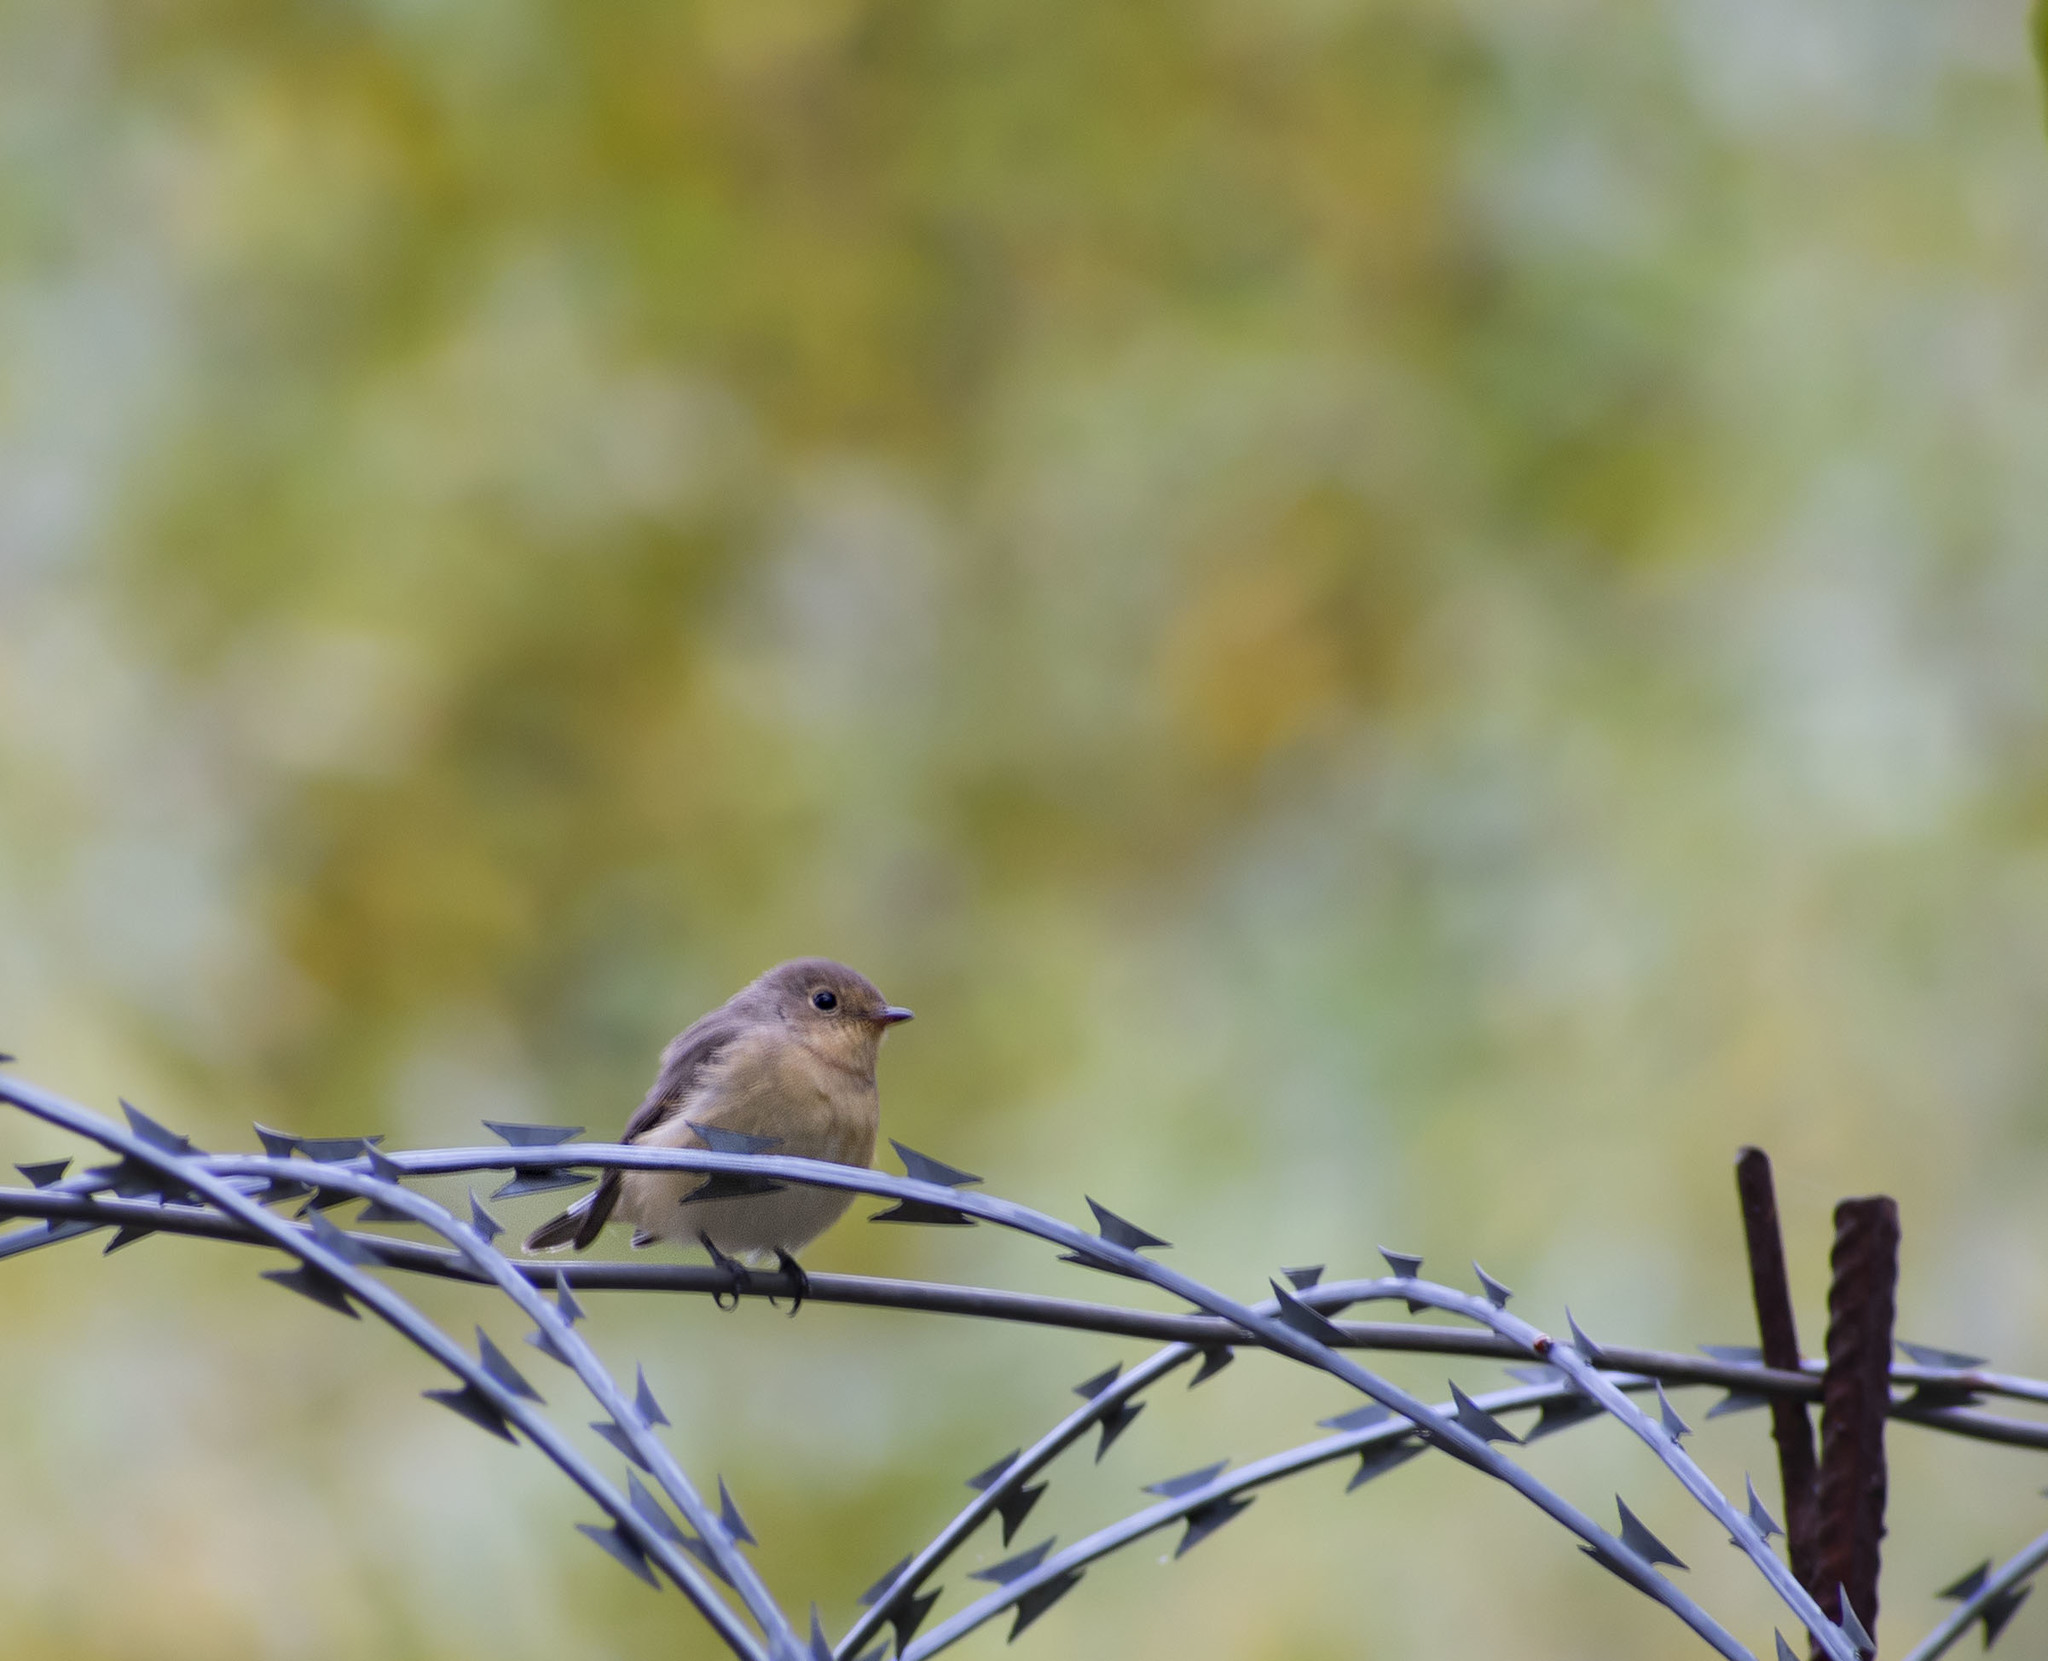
(528, 1008, 768, 1252)
(619, 1007, 761, 1143)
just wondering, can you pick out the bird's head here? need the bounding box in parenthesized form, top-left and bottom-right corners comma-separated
(750, 957, 912, 1072)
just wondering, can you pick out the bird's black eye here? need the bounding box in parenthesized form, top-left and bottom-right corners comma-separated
(811, 989, 838, 1011)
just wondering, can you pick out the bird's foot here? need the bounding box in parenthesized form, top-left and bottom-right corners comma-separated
(772, 1249, 810, 1317)
(697, 1231, 750, 1310)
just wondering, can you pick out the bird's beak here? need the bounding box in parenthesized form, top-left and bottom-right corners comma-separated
(875, 1006, 915, 1025)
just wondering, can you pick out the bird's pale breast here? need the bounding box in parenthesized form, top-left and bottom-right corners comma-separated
(615, 1026, 879, 1258)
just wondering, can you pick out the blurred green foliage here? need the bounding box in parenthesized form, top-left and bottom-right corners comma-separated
(3, 0, 2047, 1657)
(2037, 0, 2048, 130)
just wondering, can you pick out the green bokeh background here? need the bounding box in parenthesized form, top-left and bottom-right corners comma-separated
(4, 1, 2048, 1656)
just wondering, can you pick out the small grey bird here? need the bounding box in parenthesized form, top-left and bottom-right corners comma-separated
(524, 958, 911, 1307)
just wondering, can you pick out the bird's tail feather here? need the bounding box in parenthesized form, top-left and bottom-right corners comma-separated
(524, 1172, 620, 1253)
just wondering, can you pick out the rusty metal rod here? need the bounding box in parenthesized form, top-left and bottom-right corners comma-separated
(1737, 1147, 1823, 1597)
(1813, 1195, 1899, 1657)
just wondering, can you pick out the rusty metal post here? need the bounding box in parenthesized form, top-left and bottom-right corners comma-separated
(1735, 1148, 1823, 1596)
(1813, 1195, 1899, 1657)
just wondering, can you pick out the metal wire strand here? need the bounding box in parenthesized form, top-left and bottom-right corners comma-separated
(0, 1082, 777, 1661)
